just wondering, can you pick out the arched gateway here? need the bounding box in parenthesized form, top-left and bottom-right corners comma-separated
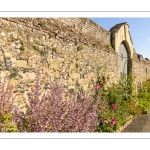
(110, 22, 133, 77)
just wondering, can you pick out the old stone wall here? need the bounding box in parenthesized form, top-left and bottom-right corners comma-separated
(0, 17, 150, 104)
(0, 18, 119, 103)
(132, 53, 150, 90)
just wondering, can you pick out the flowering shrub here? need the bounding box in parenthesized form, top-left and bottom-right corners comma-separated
(13, 69, 99, 132)
(0, 66, 149, 132)
(94, 72, 142, 132)
(0, 75, 17, 132)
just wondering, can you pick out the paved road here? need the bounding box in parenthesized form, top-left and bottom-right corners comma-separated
(121, 109, 150, 132)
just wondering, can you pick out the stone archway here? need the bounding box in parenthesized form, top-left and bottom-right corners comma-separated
(110, 22, 133, 57)
(110, 22, 134, 76)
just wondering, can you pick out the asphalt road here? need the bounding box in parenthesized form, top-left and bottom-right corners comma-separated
(121, 109, 150, 132)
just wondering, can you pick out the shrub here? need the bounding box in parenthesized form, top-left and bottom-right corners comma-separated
(0, 75, 17, 132)
(13, 68, 99, 132)
(94, 72, 140, 132)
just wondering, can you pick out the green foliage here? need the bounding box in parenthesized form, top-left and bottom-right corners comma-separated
(33, 45, 46, 56)
(38, 21, 46, 27)
(33, 45, 40, 51)
(93, 41, 99, 47)
(95, 72, 141, 132)
(52, 47, 57, 53)
(0, 113, 18, 132)
(106, 44, 111, 49)
(10, 72, 17, 78)
(19, 45, 25, 51)
(138, 80, 150, 114)
(39, 50, 46, 56)
(77, 45, 83, 51)
(75, 63, 79, 69)
(79, 68, 83, 71)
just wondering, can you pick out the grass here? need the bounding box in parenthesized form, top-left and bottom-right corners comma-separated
(19, 46, 25, 51)
(38, 21, 46, 27)
(33, 45, 46, 56)
(77, 45, 83, 51)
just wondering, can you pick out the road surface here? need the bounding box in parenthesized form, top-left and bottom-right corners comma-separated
(121, 109, 150, 132)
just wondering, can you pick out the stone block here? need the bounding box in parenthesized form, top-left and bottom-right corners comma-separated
(0, 70, 9, 78)
(22, 72, 36, 81)
(4, 52, 12, 57)
(15, 60, 27, 68)
(71, 73, 80, 79)
(0, 39, 5, 45)
(1, 31, 6, 36)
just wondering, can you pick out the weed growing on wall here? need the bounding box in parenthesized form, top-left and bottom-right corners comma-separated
(106, 44, 111, 49)
(33, 45, 46, 56)
(19, 46, 25, 51)
(52, 47, 57, 53)
(38, 21, 46, 27)
(77, 45, 83, 51)
(9, 72, 17, 78)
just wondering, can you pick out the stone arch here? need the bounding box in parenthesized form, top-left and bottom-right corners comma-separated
(110, 22, 134, 76)
(109, 22, 133, 58)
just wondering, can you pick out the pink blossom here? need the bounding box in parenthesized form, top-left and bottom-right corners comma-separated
(110, 117, 116, 127)
(96, 83, 100, 90)
(102, 117, 107, 123)
(112, 104, 117, 112)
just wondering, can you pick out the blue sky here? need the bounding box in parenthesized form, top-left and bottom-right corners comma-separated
(89, 18, 150, 59)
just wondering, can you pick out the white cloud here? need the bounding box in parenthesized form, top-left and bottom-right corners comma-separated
(147, 38, 150, 41)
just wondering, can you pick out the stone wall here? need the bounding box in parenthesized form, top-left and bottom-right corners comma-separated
(132, 53, 150, 91)
(0, 18, 119, 103)
(0, 17, 150, 103)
